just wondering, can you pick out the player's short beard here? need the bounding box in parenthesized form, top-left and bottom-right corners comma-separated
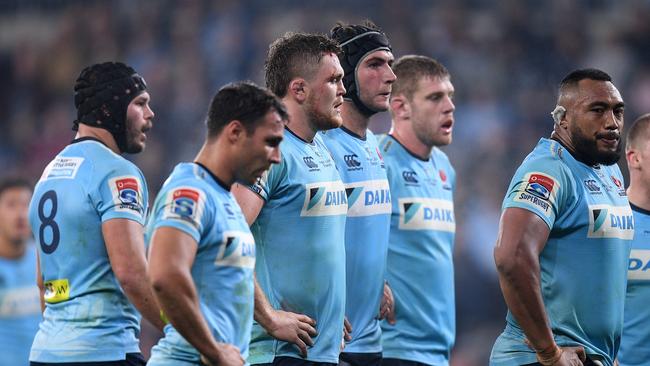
(305, 95, 341, 132)
(571, 124, 621, 166)
(122, 116, 145, 154)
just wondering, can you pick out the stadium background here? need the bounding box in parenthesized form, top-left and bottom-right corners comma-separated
(1, 0, 649, 364)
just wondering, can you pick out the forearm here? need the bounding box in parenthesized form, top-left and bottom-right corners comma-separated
(153, 270, 222, 360)
(119, 271, 165, 331)
(497, 254, 555, 352)
(253, 275, 276, 330)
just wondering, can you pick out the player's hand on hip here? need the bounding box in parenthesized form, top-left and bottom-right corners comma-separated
(200, 343, 244, 366)
(378, 282, 396, 324)
(268, 309, 317, 358)
(536, 344, 586, 366)
(340, 316, 353, 352)
(343, 316, 352, 341)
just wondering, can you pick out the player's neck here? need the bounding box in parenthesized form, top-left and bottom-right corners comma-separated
(390, 121, 433, 160)
(194, 141, 235, 189)
(284, 98, 317, 142)
(340, 102, 370, 138)
(75, 125, 120, 154)
(0, 235, 26, 260)
(627, 176, 650, 211)
(550, 129, 594, 166)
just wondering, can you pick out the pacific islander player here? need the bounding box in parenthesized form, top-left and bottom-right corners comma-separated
(491, 69, 632, 366)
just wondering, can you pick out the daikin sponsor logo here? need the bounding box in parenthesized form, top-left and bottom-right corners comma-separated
(587, 204, 634, 239)
(216, 231, 256, 269)
(300, 180, 348, 217)
(628, 249, 650, 280)
(344, 179, 391, 217)
(398, 197, 455, 232)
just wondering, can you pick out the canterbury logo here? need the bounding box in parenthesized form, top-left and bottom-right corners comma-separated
(584, 179, 600, 192)
(402, 170, 418, 183)
(303, 156, 318, 169)
(344, 154, 362, 168)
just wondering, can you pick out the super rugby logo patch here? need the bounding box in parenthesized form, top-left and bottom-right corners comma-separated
(525, 173, 554, 199)
(163, 186, 205, 228)
(513, 172, 559, 218)
(109, 176, 144, 216)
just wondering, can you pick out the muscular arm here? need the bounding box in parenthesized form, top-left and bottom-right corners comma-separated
(231, 183, 264, 225)
(231, 183, 317, 357)
(148, 227, 243, 365)
(103, 218, 165, 331)
(493, 208, 584, 365)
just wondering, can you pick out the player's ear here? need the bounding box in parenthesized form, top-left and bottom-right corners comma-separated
(224, 119, 246, 143)
(626, 149, 640, 169)
(551, 105, 568, 129)
(288, 78, 307, 104)
(390, 93, 410, 119)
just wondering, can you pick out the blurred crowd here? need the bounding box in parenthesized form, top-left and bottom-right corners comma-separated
(1, 0, 649, 364)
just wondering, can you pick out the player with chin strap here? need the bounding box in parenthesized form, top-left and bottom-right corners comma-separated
(29, 62, 164, 366)
(322, 21, 396, 366)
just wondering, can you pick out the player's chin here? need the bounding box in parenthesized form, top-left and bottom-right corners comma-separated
(433, 135, 453, 147)
(323, 114, 343, 130)
(242, 170, 265, 186)
(372, 98, 390, 111)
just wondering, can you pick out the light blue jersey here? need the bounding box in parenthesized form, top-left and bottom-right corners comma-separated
(378, 135, 456, 366)
(248, 128, 347, 364)
(320, 127, 390, 354)
(619, 204, 650, 366)
(490, 138, 633, 366)
(146, 162, 255, 366)
(28, 137, 148, 362)
(0, 244, 41, 366)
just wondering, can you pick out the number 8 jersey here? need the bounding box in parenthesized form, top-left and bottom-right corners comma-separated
(28, 137, 148, 363)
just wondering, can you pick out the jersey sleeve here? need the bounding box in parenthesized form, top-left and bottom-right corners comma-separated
(247, 155, 287, 201)
(148, 184, 212, 244)
(502, 156, 572, 230)
(93, 162, 148, 225)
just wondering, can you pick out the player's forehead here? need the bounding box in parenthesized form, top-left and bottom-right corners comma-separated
(574, 79, 623, 107)
(315, 52, 343, 78)
(360, 49, 394, 65)
(255, 109, 285, 134)
(129, 91, 151, 105)
(414, 75, 453, 94)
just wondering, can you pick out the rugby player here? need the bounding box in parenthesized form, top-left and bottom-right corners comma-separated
(231, 33, 348, 366)
(29, 62, 163, 365)
(491, 69, 631, 366)
(379, 55, 457, 366)
(146, 81, 286, 366)
(324, 20, 396, 366)
(618, 113, 650, 366)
